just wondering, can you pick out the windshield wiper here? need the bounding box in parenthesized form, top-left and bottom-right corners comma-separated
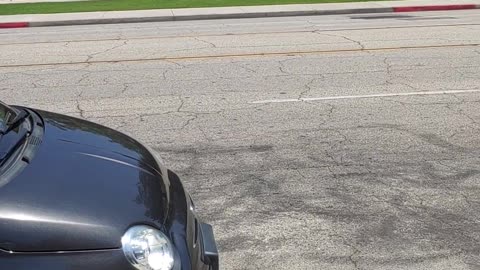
(0, 102, 28, 135)
(0, 106, 30, 165)
(4, 109, 29, 134)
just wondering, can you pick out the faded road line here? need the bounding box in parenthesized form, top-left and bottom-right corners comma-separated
(1, 43, 479, 68)
(250, 89, 480, 104)
(1, 23, 478, 47)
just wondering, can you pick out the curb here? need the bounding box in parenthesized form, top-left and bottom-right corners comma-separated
(393, 4, 477, 12)
(0, 22, 29, 28)
(0, 4, 479, 28)
(28, 7, 394, 27)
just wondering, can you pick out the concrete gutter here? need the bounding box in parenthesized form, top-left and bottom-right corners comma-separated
(1, 0, 480, 28)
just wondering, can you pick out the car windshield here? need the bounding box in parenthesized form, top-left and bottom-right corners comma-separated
(0, 102, 16, 133)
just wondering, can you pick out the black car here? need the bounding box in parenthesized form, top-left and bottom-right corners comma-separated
(0, 101, 218, 270)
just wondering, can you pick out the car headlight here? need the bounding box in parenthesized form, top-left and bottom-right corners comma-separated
(121, 225, 175, 270)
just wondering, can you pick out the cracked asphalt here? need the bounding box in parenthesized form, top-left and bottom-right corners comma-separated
(1, 9, 480, 270)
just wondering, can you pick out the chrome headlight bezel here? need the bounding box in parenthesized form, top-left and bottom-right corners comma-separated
(121, 225, 175, 270)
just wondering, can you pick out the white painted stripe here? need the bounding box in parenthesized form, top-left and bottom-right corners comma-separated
(251, 89, 480, 104)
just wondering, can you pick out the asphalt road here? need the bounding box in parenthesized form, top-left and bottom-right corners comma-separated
(1, 9, 480, 270)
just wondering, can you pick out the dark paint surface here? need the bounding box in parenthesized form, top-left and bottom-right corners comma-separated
(0, 108, 217, 270)
(0, 110, 170, 252)
(0, 248, 130, 270)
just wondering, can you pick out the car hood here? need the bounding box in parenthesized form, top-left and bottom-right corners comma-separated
(0, 110, 170, 252)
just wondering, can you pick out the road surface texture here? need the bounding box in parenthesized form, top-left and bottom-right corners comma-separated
(1, 10, 480, 270)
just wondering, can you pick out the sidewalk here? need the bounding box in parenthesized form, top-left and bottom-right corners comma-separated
(1, 0, 479, 28)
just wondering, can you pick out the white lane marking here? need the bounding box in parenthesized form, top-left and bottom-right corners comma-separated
(250, 89, 480, 104)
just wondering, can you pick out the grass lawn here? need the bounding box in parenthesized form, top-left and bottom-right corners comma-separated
(0, 0, 387, 15)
